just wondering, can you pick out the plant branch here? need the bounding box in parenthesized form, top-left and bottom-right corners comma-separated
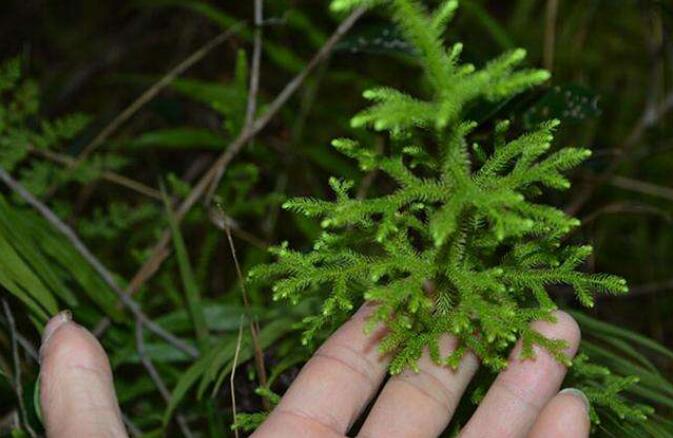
(44, 23, 244, 198)
(225, 225, 269, 409)
(0, 167, 199, 359)
(207, 1, 264, 202)
(566, 90, 673, 215)
(208, 205, 268, 249)
(544, 0, 559, 71)
(566, 28, 673, 217)
(248, 0, 264, 129)
(134, 318, 194, 437)
(608, 175, 673, 202)
(230, 317, 245, 438)
(1, 299, 36, 438)
(121, 413, 143, 438)
(0, 314, 38, 362)
(579, 202, 670, 229)
(78, 24, 243, 161)
(28, 146, 162, 200)
(627, 279, 673, 298)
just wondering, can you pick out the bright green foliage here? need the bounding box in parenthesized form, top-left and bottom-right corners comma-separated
(331, 0, 386, 13)
(251, 0, 634, 421)
(163, 188, 210, 351)
(231, 387, 280, 433)
(572, 354, 652, 424)
(232, 412, 268, 433)
(0, 195, 125, 325)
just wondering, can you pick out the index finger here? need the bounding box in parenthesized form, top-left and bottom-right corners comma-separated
(254, 303, 390, 437)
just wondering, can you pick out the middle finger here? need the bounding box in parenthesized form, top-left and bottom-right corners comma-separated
(357, 334, 479, 437)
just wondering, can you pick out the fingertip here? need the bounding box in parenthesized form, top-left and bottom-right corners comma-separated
(40, 322, 110, 373)
(39, 317, 126, 437)
(531, 310, 582, 356)
(41, 310, 72, 347)
(529, 389, 591, 438)
(40, 321, 113, 414)
(558, 387, 591, 414)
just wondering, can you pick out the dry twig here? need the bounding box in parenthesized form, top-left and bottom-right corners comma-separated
(566, 91, 673, 215)
(73, 24, 243, 164)
(121, 413, 143, 438)
(134, 318, 194, 437)
(28, 146, 162, 200)
(230, 317, 245, 438)
(544, 0, 560, 71)
(207, 1, 264, 202)
(579, 202, 670, 229)
(1, 299, 37, 438)
(225, 225, 269, 409)
(0, 314, 38, 362)
(609, 175, 673, 202)
(627, 279, 673, 298)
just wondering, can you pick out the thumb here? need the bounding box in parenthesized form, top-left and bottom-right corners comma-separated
(39, 311, 127, 438)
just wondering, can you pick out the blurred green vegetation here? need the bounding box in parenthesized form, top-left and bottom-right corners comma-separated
(0, 0, 672, 436)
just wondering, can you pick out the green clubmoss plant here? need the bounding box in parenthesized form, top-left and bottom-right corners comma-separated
(250, 0, 648, 427)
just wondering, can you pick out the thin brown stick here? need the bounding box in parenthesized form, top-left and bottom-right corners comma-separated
(560, 277, 673, 301)
(230, 317, 245, 438)
(609, 175, 673, 202)
(225, 225, 269, 410)
(0, 167, 198, 359)
(627, 279, 673, 298)
(207, 0, 264, 202)
(247, 0, 264, 129)
(0, 314, 38, 362)
(579, 202, 669, 228)
(121, 413, 143, 438)
(566, 90, 673, 216)
(28, 146, 162, 200)
(134, 318, 194, 437)
(94, 7, 367, 333)
(543, 0, 559, 72)
(79, 24, 243, 163)
(565, 9, 672, 217)
(43, 24, 243, 199)
(356, 139, 384, 200)
(1, 299, 37, 438)
(208, 205, 268, 249)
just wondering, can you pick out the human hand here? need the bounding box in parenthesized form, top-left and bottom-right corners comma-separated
(254, 303, 589, 437)
(38, 305, 589, 437)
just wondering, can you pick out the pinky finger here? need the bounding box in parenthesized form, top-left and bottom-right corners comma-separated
(528, 388, 591, 438)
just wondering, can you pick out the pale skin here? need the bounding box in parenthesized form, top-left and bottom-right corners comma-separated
(39, 304, 590, 437)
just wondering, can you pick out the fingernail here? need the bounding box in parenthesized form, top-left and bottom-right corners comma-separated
(560, 387, 590, 414)
(41, 310, 72, 348)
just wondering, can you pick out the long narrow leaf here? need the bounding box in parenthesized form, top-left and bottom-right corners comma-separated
(163, 188, 209, 350)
